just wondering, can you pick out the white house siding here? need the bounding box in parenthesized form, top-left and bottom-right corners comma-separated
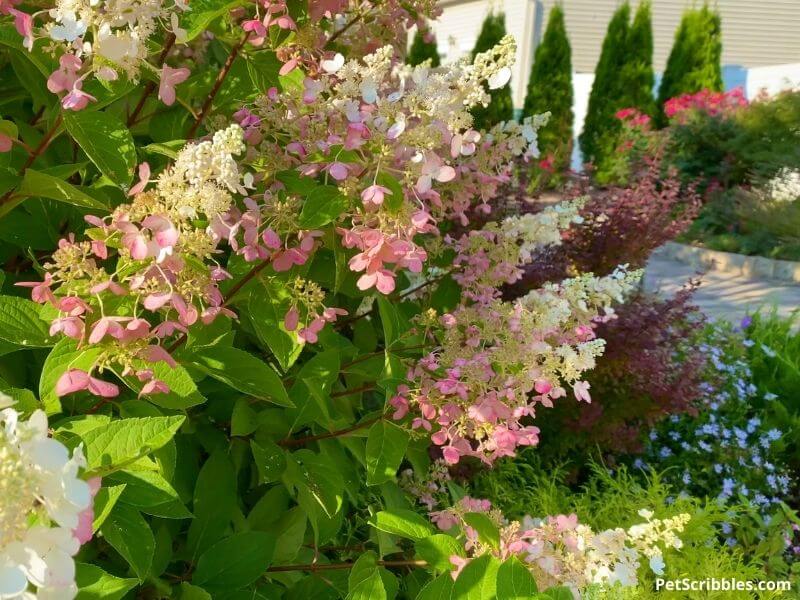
(546, 0, 800, 73)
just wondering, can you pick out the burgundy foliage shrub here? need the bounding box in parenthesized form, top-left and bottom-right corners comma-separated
(536, 287, 708, 456)
(507, 157, 701, 294)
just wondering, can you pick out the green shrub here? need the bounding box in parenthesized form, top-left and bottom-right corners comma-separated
(619, 1, 656, 118)
(579, 3, 630, 166)
(470, 12, 514, 129)
(522, 5, 573, 175)
(407, 26, 440, 67)
(657, 4, 723, 123)
(589, 2, 660, 179)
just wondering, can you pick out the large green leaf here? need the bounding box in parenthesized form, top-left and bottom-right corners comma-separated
(366, 420, 409, 486)
(496, 557, 538, 599)
(287, 349, 341, 428)
(462, 513, 500, 551)
(0, 295, 54, 348)
(39, 339, 105, 414)
(186, 450, 237, 559)
(192, 532, 275, 591)
(246, 51, 282, 93)
(346, 551, 386, 600)
(109, 470, 192, 519)
(416, 573, 454, 600)
(368, 509, 434, 541)
(250, 439, 286, 484)
(92, 484, 126, 532)
(180, 0, 248, 40)
(415, 534, 465, 573)
(18, 169, 108, 210)
(299, 186, 350, 228)
(178, 583, 212, 600)
(271, 506, 307, 565)
(80, 416, 185, 475)
(540, 587, 573, 600)
(119, 360, 206, 410)
(63, 111, 136, 186)
(246, 277, 303, 372)
(290, 450, 345, 519)
(75, 563, 138, 600)
(100, 504, 155, 581)
(189, 346, 293, 407)
(377, 296, 405, 347)
(451, 555, 499, 600)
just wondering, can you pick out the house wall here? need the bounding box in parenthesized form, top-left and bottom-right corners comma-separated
(543, 0, 800, 73)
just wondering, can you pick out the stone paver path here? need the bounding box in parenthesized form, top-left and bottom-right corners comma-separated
(644, 253, 800, 324)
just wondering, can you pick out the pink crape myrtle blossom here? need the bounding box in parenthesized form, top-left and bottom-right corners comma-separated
(61, 86, 96, 111)
(18, 124, 351, 399)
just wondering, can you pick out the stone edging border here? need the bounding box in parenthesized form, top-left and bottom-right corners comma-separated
(655, 242, 800, 284)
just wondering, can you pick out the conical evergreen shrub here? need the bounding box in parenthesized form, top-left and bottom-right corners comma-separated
(620, 1, 656, 117)
(657, 4, 723, 123)
(578, 3, 630, 166)
(407, 26, 440, 67)
(523, 4, 573, 174)
(470, 13, 514, 130)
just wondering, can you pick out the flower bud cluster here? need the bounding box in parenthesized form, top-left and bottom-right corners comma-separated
(448, 199, 586, 301)
(19, 125, 343, 399)
(393, 266, 639, 465)
(240, 40, 547, 293)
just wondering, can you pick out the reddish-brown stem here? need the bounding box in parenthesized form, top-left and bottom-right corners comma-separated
(266, 559, 427, 573)
(330, 384, 374, 398)
(302, 543, 366, 553)
(0, 114, 63, 207)
(278, 415, 382, 447)
(29, 107, 45, 126)
(186, 32, 251, 139)
(339, 344, 427, 372)
(86, 397, 114, 414)
(127, 33, 177, 127)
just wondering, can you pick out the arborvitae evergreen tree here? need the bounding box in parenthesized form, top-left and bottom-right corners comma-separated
(593, 1, 657, 182)
(620, 1, 655, 117)
(578, 3, 630, 165)
(523, 4, 573, 173)
(407, 26, 440, 67)
(470, 13, 514, 130)
(657, 4, 723, 123)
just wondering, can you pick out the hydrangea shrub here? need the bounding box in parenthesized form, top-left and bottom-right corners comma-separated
(0, 2, 687, 597)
